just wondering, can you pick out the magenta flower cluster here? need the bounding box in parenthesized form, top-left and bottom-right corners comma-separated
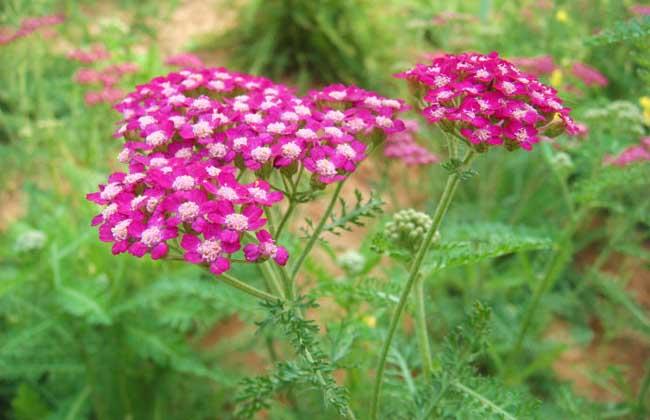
(384, 120, 439, 166)
(165, 53, 205, 69)
(396, 52, 577, 151)
(0, 14, 64, 46)
(571, 62, 608, 88)
(604, 137, 650, 166)
(69, 45, 139, 106)
(88, 67, 406, 275)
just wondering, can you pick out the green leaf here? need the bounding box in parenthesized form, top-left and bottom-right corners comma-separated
(421, 223, 553, 275)
(322, 189, 384, 235)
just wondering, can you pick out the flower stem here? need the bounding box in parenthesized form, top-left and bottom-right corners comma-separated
(370, 149, 475, 420)
(219, 272, 279, 302)
(275, 200, 296, 240)
(414, 274, 433, 375)
(289, 180, 345, 283)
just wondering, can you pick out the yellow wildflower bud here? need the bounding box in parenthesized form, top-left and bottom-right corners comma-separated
(550, 69, 563, 88)
(556, 9, 569, 23)
(363, 315, 377, 328)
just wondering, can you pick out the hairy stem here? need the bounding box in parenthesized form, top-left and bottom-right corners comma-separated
(219, 272, 279, 302)
(414, 274, 434, 375)
(370, 149, 475, 420)
(290, 180, 346, 283)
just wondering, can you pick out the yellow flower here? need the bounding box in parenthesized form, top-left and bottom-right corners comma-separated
(555, 9, 569, 23)
(363, 315, 377, 328)
(641, 97, 650, 125)
(550, 69, 563, 88)
(640, 96, 650, 110)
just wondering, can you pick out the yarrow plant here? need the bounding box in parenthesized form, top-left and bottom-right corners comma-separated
(370, 51, 576, 419)
(87, 66, 406, 417)
(88, 67, 406, 278)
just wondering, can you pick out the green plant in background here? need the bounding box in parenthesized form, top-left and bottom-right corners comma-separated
(1, 0, 649, 419)
(204, 0, 398, 91)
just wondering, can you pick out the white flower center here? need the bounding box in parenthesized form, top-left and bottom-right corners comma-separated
(244, 113, 263, 124)
(233, 137, 248, 151)
(224, 213, 249, 231)
(294, 105, 311, 116)
(345, 118, 366, 132)
(193, 121, 212, 138)
(501, 81, 516, 95)
(261, 241, 278, 257)
(217, 186, 238, 201)
(178, 201, 200, 221)
(172, 175, 195, 191)
(146, 130, 167, 147)
(281, 142, 301, 159)
(316, 159, 337, 177)
(281, 111, 299, 122)
(325, 110, 345, 122)
(198, 239, 222, 262)
(169, 115, 186, 128)
(251, 146, 272, 163)
(324, 126, 344, 138)
(150, 157, 168, 167)
(515, 128, 529, 142)
(101, 183, 122, 200)
(206, 166, 221, 176)
(125, 173, 145, 184)
(364, 96, 382, 108)
(111, 219, 131, 241)
(192, 97, 211, 110)
(267, 122, 286, 134)
(208, 143, 228, 158)
(336, 144, 356, 160)
(141, 226, 162, 247)
(434, 75, 450, 87)
(138, 115, 156, 128)
(296, 128, 317, 139)
(329, 91, 347, 100)
(375, 116, 393, 128)
(382, 99, 401, 109)
(101, 203, 117, 219)
(248, 187, 268, 201)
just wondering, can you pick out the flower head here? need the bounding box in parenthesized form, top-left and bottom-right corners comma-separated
(396, 52, 576, 151)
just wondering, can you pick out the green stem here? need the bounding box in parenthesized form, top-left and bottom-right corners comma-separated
(275, 200, 296, 240)
(258, 255, 356, 419)
(219, 272, 279, 302)
(370, 150, 475, 420)
(414, 275, 433, 374)
(289, 180, 345, 283)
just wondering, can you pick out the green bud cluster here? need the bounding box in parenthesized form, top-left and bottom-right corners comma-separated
(336, 250, 366, 275)
(385, 209, 433, 252)
(583, 101, 645, 137)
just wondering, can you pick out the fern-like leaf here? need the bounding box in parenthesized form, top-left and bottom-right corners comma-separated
(322, 189, 384, 235)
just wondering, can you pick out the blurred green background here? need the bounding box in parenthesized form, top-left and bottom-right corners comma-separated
(1, 0, 648, 419)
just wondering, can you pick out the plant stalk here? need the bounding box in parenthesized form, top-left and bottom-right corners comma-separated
(370, 149, 475, 420)
(219, 272, 279, 302)
(289, 180, 346, 283)
(414, 274, 434, 375)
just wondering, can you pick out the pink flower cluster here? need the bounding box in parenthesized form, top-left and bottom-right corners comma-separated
(88, 67, 406, 275)
(0, 14, 64, 45)
(69, 45, 139, 106)
(630, 5, 650, 16)
(384, 120, 439, 165)
(396, 52, 577, 151)
(68, 44, 110, 64)
(165, 53, 205, 69)
(509, 56, 556, 77)
(604, 137, 650, 166)
(571, 62, 608, 87)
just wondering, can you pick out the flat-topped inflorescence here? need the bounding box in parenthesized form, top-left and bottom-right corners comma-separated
(395, 51, 578, 152)
(88, 67, 407, 276)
